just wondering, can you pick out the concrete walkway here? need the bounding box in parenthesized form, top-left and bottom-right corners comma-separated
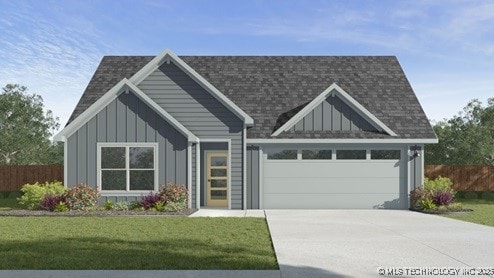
(265, 210, 494, 278)
(189, 209, 265, 217)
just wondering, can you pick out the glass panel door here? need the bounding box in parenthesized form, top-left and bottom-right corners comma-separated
(206, 151, 228, 207)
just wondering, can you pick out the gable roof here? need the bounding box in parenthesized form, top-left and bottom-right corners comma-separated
(55, 78, 198, 142)
(129, 49, 253, 125)
(67, 55, 437, 140)
(271, 83, 397, 137)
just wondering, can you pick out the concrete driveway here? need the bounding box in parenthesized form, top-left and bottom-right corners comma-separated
(265, 210, 494, 277)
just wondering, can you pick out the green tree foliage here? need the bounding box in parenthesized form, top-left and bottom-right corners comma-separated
(0, 84, 62, 164)
(425, 98, 494, 165)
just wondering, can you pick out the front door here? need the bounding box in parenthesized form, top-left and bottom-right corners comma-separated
(206, 151, 228, 207)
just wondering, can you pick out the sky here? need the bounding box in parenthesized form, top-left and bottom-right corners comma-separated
(1, 0, 493, 132)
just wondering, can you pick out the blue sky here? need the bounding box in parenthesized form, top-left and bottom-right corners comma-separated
(1, 0, 493, 130)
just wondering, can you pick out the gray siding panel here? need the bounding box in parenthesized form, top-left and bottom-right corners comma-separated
(67, 90, 188, 194)
(246, 146, 260, 209)
(138, 62, 244, 209)
(191, 144, 196, 208)
(410, 146, 423, 190)
(293, 95, 379, 132)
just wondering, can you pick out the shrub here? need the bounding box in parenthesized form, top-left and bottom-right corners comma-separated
(41, 195, 66, 211)
(18, 181, 65, 209)
(424, 176, 453, 191)
(410, 188, 432, 210)
(54, 202, 69, 212)
(65, 184, 99, 211)
(139, 193, 161, 210)
(158, 183, 188, 204)
(433, 190, 455, 206)
(164, 201, 186, 212)
(464, 191, 479, 199)
(129, 201, 143, 210)
(481, 191, 494, 200)
(103, 200, 114, 210)
(113, 201, 131, 211)
(420, 198, 437, 210)
(447, 203, 463, 211)
(154, 201, 165, 212)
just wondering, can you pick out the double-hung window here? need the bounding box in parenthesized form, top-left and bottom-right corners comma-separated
(98, 143, 158, 192)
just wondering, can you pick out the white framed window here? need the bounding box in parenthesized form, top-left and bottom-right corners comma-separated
(266, 149, 298, 160)
(97, 143, 158, 193)
(302, 149, 332, 160)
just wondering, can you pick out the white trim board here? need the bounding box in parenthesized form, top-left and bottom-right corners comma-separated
(247, 138, 438, 144)
(271, 83, 397, 137)
(129, 49, 254, 126)
(54, 78, 198, 143)
(96, 142, 159, 194)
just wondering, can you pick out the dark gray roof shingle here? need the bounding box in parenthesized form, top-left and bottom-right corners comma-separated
(67, 55, 436, 139)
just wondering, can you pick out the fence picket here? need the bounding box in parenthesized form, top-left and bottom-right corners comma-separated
(425, 165, 494, 191)
(0, 165, 63, 191)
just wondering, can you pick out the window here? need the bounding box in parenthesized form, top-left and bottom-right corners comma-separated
(302, 150, 332, 160)
(336, 150, 366, 160)
(371, 150, 401, 160)
(99, 144, 157, 191)
(267, 150, 297, 160)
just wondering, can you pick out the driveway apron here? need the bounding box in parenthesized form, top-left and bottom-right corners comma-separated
(265, 210, 494, 277)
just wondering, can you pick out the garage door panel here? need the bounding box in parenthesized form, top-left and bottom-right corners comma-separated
(264, 162, 400, 178)
(263, 193, 408, 209)
(263, 177, 402, 194)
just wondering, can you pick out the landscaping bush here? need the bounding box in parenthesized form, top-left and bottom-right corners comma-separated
(424, 176, 452, 191)
(41, 195, 67, 211)
(64, 184, 99, 211)
(159, 183, 188, 204)
(433, 190, 455, 206)
(139, 193, 161, 210)
(420, 198, 437, 210)
(481, 191, 494, 200)
(411, 176, 457, 211)
(138, 183, 188, 212)
(18, 181, 65, 209)
(103, 200, 114, 210)
(464, 191, 479, 199)
(113, 201, 131, 211)
(410, 187, 432, 210)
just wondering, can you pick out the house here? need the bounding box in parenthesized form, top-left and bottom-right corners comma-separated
(54, 49, 437, 210)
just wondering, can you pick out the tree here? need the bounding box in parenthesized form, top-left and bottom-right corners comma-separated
(0, 84, 61, 164)
(425, 98, 494, 165)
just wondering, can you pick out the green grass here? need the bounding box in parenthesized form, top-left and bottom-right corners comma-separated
(0, 217, 278, 270)
(443, 198, 494, 227)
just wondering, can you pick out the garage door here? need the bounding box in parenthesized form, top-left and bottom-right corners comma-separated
(262, 148, 407, 209)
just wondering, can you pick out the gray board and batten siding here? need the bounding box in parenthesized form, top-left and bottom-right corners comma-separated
(137, 62, 245, 209)
(292, 94, 378, 132)
(67, 90, 189, 202)
(246, 146, 260, 209)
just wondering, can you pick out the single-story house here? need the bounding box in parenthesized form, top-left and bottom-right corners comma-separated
(54, 49, 437, 210)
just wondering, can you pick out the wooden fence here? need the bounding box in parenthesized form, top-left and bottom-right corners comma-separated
(0, 165, 63, 192)
(425, 165, 494, 191)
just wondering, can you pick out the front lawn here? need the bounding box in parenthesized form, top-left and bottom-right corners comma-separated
(0, 217, 278, 269)
(443, 198, 494, 227)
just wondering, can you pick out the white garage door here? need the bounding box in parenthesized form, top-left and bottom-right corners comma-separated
(262, 148, 407, 209)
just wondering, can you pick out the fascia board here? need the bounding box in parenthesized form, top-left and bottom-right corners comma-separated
(247, 138, 438, 144)
(125, 80, 198, 142)
(271, 83, 397, 137)
(54, 78, 199, 143)
(53, 79, 127, 141)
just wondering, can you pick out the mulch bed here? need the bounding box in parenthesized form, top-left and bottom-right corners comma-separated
(0, 208, 198, 217)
